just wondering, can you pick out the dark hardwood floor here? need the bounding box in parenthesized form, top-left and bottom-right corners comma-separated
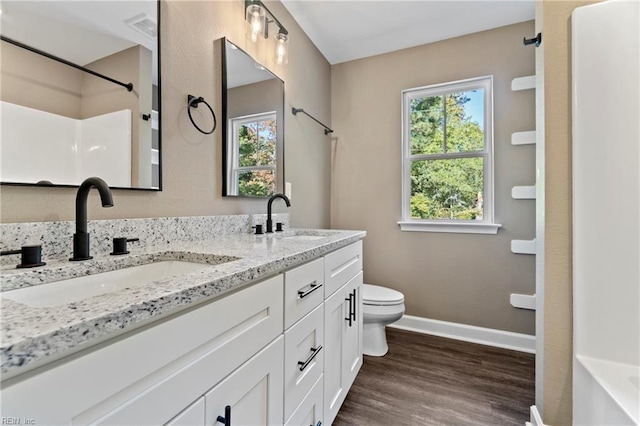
(334, 328, 535, 426)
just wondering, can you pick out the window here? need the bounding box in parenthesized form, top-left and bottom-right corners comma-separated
(227, 112, 277, 197)
(399, 76, 501, 234)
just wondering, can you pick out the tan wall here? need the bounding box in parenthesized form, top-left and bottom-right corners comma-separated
(331, 21, 536, 335)
(0, 0, 332, 229)
(0, 41, 83, 118)
(541, 0, 599, 424)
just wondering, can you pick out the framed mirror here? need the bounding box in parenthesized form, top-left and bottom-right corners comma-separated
(0, 0, 161, 190)
(220, 38, 284, 197)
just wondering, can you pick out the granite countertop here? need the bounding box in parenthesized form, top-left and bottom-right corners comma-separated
(0, 229, 366, 378)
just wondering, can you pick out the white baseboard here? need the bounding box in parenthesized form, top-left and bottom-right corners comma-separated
(389, 315, 536, 354)
(529, 405, 545, 426)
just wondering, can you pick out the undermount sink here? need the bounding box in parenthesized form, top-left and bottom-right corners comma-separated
(281, 235, 327, 241)
(280, 230, 340, 241)
(1, 260, 212, 308)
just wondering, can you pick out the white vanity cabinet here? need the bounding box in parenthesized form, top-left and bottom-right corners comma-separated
(1, 239, 364, 426)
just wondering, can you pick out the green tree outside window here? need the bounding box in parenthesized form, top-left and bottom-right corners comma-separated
(231, 113, 277, 197)
(409, 90, 486, 220)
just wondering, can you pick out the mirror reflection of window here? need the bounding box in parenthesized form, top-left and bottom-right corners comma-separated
(229, 112, 277, 197)
(221, 38, 284, 197)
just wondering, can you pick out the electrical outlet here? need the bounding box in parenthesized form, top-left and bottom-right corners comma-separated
(285, 182, 292, 199)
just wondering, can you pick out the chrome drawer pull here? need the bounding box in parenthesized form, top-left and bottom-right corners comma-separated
(298, 281, 322, 299)
(298, 345, 323, 371)
(216, 405, 231, 426)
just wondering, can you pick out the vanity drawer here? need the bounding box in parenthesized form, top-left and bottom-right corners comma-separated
(284, 258, 324, 329)
(285, 374, 324, 426)
(324, 240, 362, 297)
(284, 303, 324, 420)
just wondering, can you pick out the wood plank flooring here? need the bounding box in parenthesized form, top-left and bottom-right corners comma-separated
(334, 328, 535, 426)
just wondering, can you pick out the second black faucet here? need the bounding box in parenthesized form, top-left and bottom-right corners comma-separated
(266, 193, 291, 233)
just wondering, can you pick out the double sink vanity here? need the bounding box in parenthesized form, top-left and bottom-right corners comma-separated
(0, 217, 365, 425)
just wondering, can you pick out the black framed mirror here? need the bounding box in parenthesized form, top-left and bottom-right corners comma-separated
(220, 38, 284, 197)
(0, 0, 161, 190)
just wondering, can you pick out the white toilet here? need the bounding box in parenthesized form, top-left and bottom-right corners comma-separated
(362, 283, 405, 356)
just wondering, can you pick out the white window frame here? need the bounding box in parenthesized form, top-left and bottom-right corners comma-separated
(227, 111, 277, 196)
(398, 76, 501, 234)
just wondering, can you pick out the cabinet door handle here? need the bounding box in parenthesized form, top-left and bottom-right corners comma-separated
(351, 288, 357, 322)
(216, 405, 231, 426)
(298, 281, 323, 299)
(344, 293, 353, 326)
(298, 345, 323, 371)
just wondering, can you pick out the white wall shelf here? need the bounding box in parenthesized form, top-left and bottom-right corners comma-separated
(511, 131, 536, 145)
(512, 186, 536, 199)
(511, 239, 536, 255)
(511, 76, 536, 91)
(510, 293, 536, 310)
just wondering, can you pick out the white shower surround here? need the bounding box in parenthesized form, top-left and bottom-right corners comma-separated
(572, 1, 640, 424)
(0, 102, 132, 187)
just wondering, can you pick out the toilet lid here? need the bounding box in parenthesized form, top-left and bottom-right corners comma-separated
(363, 284, 404, 306)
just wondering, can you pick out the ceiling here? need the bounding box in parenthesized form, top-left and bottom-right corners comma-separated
(1, 1, 158, 82)
(280, 0, 535, 65)
(226, 41, 280, 88)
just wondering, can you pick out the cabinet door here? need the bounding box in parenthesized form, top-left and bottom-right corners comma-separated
(323, 271, 363, 425)
(342, 271, 363, 391)
(205, 336, 284, 426)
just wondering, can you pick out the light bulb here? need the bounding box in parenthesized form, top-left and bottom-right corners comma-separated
(274, 32, 288, 65)
(245, 4, 265, 43)
(250, 11, 261, 42)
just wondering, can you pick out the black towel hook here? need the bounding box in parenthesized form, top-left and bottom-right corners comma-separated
(523, 33, 542, 47)
(187, 95, 217, 134)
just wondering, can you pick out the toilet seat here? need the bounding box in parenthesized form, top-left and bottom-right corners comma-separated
(363, 284, 404, 306)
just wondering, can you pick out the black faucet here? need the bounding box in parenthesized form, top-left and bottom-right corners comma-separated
(70, 177, 114, 261)
(266, 193, 291, 233)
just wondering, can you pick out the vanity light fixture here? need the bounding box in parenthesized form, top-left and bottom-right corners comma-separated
(244, 0, 289, 65)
